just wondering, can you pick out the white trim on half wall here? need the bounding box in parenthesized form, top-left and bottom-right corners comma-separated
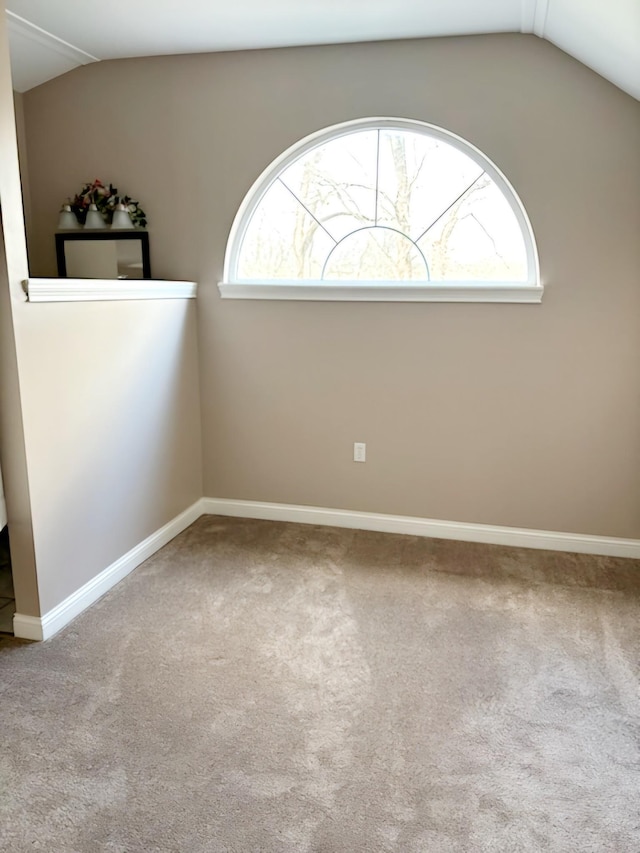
(24, 278, 197, 303)
(201, 498, 640, 560)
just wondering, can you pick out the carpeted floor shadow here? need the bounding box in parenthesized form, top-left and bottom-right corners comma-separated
(1, 515, 639, 851)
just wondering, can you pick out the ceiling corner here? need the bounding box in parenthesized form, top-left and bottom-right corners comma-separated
(6, 10, 100, 92)
(532, 0, 550, 38)
(6, 11, 99, 65)
(520, 0, 538, 33)
(521, 0, 550, 37)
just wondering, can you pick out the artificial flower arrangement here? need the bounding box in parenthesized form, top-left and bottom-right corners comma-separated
(66, 179, 148, 228)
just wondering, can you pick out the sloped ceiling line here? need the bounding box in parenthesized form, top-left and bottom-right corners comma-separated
(6, 11, 98, 65)
(5, 2, 639, 100)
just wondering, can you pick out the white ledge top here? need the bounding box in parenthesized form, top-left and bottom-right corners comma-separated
(218, 281, 544, 303)
(24, 278, 198, 303)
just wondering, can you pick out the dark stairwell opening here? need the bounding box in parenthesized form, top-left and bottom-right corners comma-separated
(0, 525, 14, 634)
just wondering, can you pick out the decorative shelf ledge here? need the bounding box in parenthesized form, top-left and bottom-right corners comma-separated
(23, 278, 197, 303)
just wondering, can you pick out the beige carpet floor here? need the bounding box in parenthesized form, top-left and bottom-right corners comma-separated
(1, 515, 639, 852)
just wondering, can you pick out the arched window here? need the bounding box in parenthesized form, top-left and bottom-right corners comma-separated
(220, 118, 542, 302)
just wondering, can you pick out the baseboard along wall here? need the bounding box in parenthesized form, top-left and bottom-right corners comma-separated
(13, 500, 203, 642)
(201, 498, 640, 560)
(13, 496, 640, 641)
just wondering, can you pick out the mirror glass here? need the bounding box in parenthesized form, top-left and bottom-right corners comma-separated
(63, 239, 145, 279)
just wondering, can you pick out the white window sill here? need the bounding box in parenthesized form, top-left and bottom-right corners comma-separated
(217, 282, 544, 303)
(24, 278, 197, 303)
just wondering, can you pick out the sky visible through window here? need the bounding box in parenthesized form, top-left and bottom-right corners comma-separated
(237, 128, 527, 283)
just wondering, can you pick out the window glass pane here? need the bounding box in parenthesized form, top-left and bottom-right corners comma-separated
(280, 131, 378, 241)
(238, 180, 334, 280)
(323, 228, 428, 281)
(417, 178, 527, 280)
(376, 130, 483, 241)
(233, 121, 535, 287)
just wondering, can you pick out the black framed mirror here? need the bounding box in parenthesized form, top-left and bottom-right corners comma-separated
(55, 231, 151, 279)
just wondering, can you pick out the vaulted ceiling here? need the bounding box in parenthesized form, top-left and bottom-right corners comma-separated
(5, 0, 640, 99)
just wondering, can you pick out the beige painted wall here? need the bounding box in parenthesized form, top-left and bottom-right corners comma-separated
(18, 298, 202, 613)
(0, 19, 40, 618)
(0, 10, 203, 618)
(22, 34, 640, 538)
(5, 288, 203, 617)
(13, 91, 32, 240)
(0, 234, 40, 616)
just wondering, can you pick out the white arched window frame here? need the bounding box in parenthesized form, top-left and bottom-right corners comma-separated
(219, 117, 542, 303)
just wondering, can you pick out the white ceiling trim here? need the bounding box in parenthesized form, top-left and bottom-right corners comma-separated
(6, 10, 99, 66)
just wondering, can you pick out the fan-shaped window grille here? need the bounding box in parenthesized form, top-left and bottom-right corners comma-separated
(220, 118, 541, 302)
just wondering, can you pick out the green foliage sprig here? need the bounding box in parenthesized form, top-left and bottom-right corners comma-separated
(67, 179, 148, 228)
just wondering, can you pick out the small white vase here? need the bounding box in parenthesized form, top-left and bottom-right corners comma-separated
(57, 204, 80, 230)
(84, 203, 107, 229)
(111, 203, 135, 230)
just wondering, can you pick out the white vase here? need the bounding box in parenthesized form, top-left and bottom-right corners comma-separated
(84, 203, 107, 229)
(111, 203, 135, 230)
(57, 204, 80, 230)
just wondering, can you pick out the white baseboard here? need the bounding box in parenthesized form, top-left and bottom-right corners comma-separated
(201, 498, 640, 559)
(12, 614, 43, 642)
(13, 499, 204, 642)
(13, 496, 639, 642)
